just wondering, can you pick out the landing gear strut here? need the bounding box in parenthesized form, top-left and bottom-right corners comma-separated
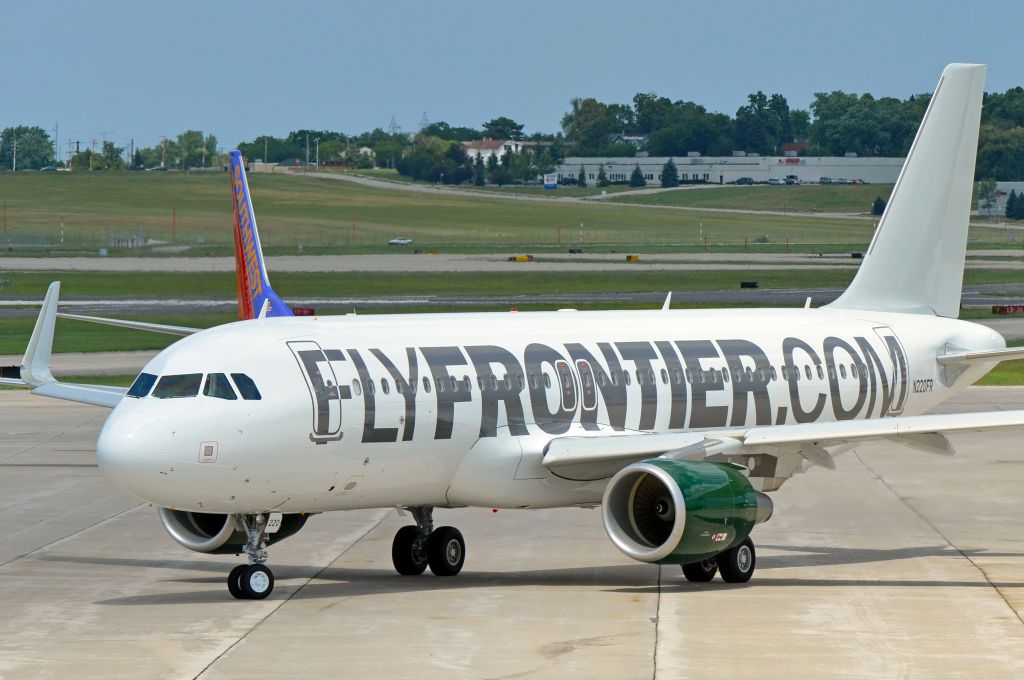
(391, 506, 466, 577)
(681, 537, 757, 584)
(228, 514, 275, 599)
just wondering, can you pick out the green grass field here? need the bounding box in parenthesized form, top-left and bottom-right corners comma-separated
(0, 172, 880, 255)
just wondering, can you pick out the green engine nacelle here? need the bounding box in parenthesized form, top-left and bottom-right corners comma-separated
(159, 508, 309, 555)
(602, 459, 773, 564)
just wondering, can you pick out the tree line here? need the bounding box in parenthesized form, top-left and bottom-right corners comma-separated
(3, 85, 1024, 180)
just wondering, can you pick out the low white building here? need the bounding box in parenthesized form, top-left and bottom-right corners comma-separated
(462, 139, 526, 164)
(557, 155, 905, 185)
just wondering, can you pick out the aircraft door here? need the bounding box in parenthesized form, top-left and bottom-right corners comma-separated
(288, 341, 347, 443)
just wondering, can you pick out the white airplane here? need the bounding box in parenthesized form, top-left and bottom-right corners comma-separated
(6, 64, 1024, 600)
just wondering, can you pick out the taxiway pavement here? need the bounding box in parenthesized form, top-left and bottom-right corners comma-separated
(0, 389, 1022, 678)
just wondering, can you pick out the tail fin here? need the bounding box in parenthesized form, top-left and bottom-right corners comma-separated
(828, 64, 986, 318)
(229, 150, 293, 320)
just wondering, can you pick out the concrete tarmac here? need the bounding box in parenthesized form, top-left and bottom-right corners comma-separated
(1, 389, 1023, 678)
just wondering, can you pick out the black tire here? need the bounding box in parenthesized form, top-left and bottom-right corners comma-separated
(681, 558, 718, 582)
(227, 564, 247, 599)
(392, 525, 429, 576)
(718, 538, 756, 584)
(427, 526, 465, 576)
(240, 564, 274, 599)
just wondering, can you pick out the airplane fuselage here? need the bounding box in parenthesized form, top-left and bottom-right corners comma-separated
(96, 307, 1003, 514)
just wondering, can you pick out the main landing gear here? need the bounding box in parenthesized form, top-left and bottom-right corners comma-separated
(228, 514, 275, 600)
(681, 537, 756, 584)
(391, 506, 466, 577)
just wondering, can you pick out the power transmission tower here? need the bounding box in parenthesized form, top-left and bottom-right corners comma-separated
(419, 111, 430, 131)
(387, 115, 401, 136)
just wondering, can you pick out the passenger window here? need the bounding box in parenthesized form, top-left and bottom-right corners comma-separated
(770, 366, 778, 381)
(422, 376, 432, 393)
(127, 372, 157, 398)
(804, 365, 812, 380)
(365, 378, 375, 396)
(203, 373, 237, 400)
(660, 368, 668, 384)
(489, 375, 498, 391)
(648, 369, 656, 385)
(816, 365, 824, 380)
(152, 373, 202, 399)
(840, 365, 847, 379)
(381, 378, 390, 395)
(623, 371, 631, 386)
(851, 364, 859, 379)
(450, 376, 458, 392)
(478, 376, 486, 390)
(828, 366, 837, 380)
(543, 373, 552, 389)
(516, 374, 525, 390)
(352, 378, 362, 396)
(672, 369, 682, 385)
(529, 373, 539, 390)
(598, 372, 608, 387)
(396, 381, 404, 395)
(684, 368, 692, 383)
(611, 371, 620, 387)
(722, 369, 730, 383)
(635, 369, 644, 385)
(463, 376, 472, 392)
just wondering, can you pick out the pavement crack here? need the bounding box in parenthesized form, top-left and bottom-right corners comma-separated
(652, 564, 662, 680)
(0, 502, 144, 568)
(854, 451, 1024, 628)
(192, 510, 390, 680)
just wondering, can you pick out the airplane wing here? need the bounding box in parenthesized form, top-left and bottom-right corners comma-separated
(9, 282, 129, 408)
(56, 312, 200, 336)
(542, 409, 1024, 483)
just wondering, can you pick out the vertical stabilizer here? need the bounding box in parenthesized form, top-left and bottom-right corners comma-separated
(229, 150, 293, 320)
(828, 64, 986, 318)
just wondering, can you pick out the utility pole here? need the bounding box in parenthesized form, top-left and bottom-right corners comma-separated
(11, 137, 17, 172)
(161, 136, 168, 168)
(315, 138, 320, 169)
(263, 138, 268, 164)
(53, 122, 59, 166)
(305, 133, 310, 167)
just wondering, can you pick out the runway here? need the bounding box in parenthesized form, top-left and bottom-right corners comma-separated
(1, 389, 1023, 678)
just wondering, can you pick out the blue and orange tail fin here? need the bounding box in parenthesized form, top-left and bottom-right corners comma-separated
(229, 150, 292, 320)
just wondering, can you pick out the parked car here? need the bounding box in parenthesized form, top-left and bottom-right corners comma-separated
(785, 175, 800, 185)
(39, 165, 57, 172)
(388, 237, 412, 246)
(819, 176, 833, 184)
(559, 177, 579, 186)
(735, 177, 754, 185)
(767, 178, 784, 185)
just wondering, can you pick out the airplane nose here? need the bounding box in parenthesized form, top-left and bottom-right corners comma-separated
(96, 410, 166, 499)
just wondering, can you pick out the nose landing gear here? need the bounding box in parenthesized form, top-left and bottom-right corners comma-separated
(391, 506, 466, 577)
(228, 514, 275, 599)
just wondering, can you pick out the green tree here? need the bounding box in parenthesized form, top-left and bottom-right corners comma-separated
(483, 117, 524, 140)
(473, 155, 485, 186)
(577, 163, 587, 188)
(872, 196, 886, 216)
(1006, 190, 1018, 219)
(131, 149, 144, 169)
(660, 158, 679, 188)
(978, 178, 999, 214)
(596, 163, 609, 187)
(95, 141, 125, 170)
(630, 163, 646, 187)
(0, 126, 54, 170)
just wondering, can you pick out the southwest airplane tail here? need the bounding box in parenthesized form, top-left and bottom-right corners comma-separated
(229, 150, 292, 320)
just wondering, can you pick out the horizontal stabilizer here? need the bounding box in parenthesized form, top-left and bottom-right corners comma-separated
(936, 346, 1024, 366)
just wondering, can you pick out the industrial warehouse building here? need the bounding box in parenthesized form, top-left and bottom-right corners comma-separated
(556, 154, 905, 185)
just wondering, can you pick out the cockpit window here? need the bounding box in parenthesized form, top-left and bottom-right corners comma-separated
(152, 373, 203, 399)
(127, 372, 157, 398)
(230, 373, 262, 400)
(203, 373, 238, 400)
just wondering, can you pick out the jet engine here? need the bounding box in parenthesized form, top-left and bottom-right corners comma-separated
(602, 459, 773, 564)
(158, 508, 308, 554)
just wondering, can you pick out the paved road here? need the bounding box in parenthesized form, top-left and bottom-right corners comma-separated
(0, 388, 1021, 678)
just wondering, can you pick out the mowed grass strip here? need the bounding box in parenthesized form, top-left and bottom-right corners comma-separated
(612, 184, 895, 212)
(0, 172, 875, 252)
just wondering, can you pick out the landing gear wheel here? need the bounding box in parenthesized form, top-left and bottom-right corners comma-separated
(427, 526, 465, 576)
(227, 564, 247, 599)
(239, 564, 275, 599)
(392, 525, 429, 575)
(681, 558, 718, 582)
(718, 538, 756, 584)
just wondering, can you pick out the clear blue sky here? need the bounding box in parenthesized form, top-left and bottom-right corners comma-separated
(5, 0, 1022, 160)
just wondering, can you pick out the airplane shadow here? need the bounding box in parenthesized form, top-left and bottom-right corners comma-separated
(32, 541, 1024, 606)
